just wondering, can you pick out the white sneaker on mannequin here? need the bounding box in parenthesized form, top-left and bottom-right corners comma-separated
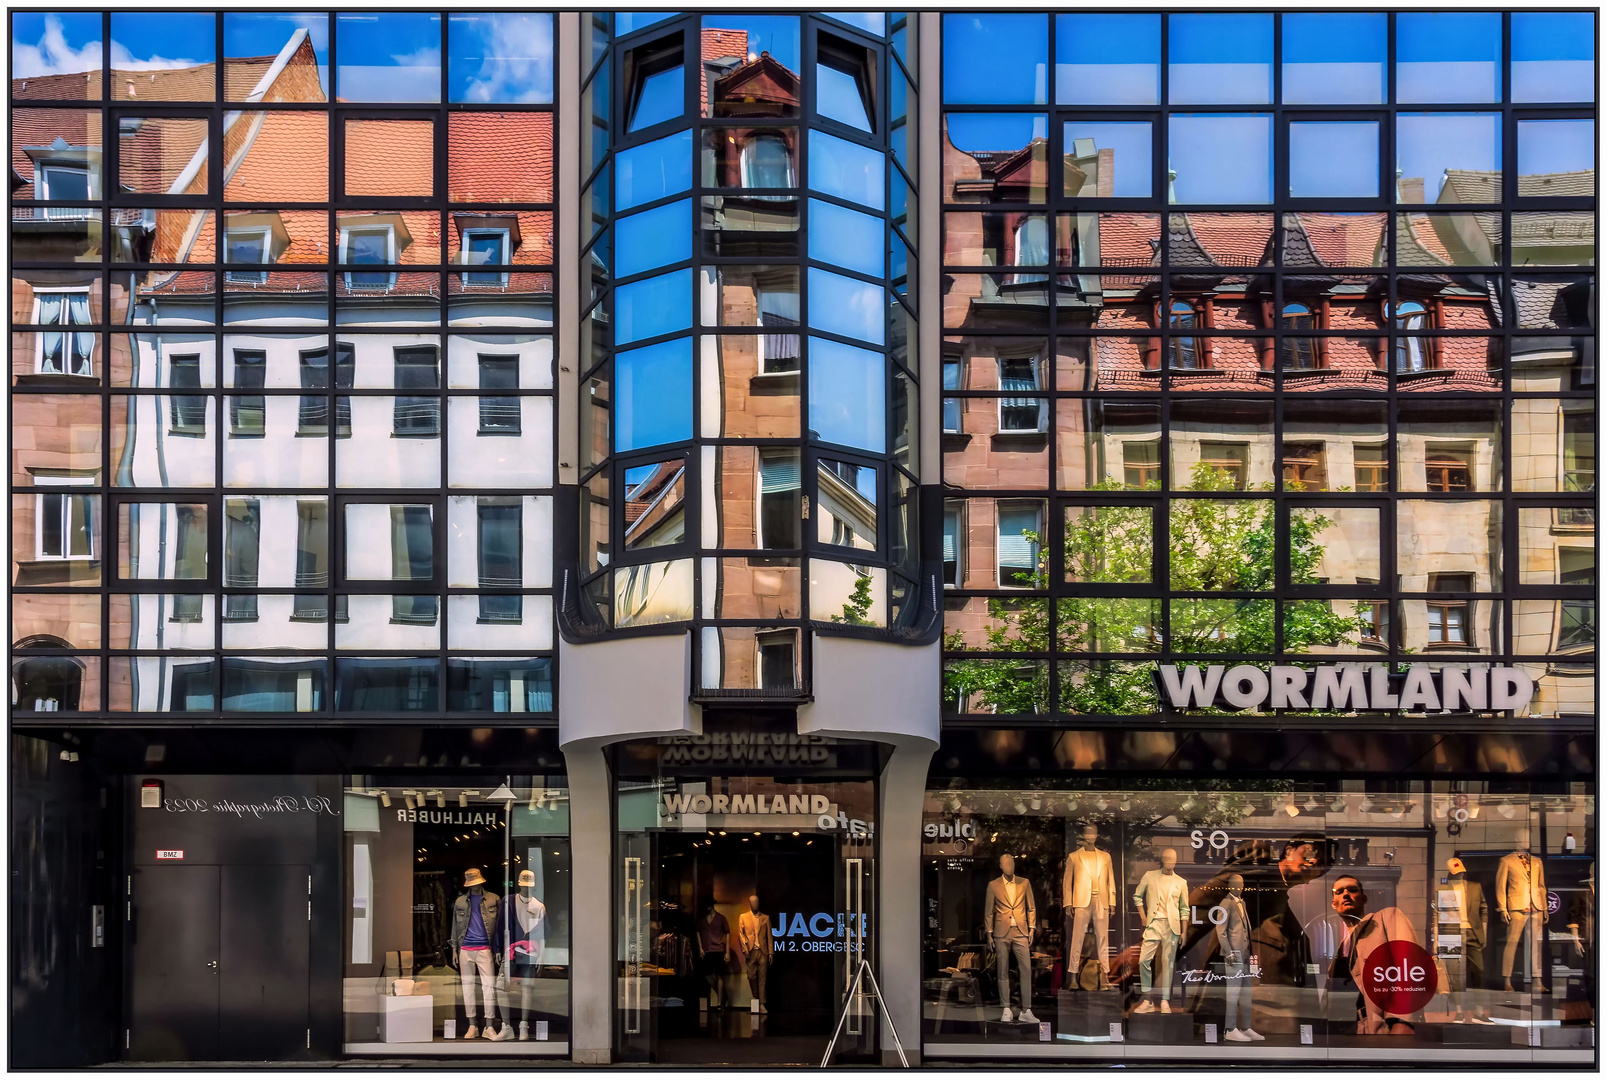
(518, 1021, 529, 1041)
(1224, 1028, 1252, 1042)
(1243, 1028, 1265, 1041)
(1132, 1001, 1156, 1014)
(1019, 1009, 1039, 1024)
(488, 1024, 512, 1042)
(1000, 1007, 1014, 1023)
(1160, 1000, 1172, 1014)
(463, 1025, 479, 1040)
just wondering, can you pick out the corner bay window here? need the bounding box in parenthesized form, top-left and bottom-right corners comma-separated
(35, 292, 94, 376)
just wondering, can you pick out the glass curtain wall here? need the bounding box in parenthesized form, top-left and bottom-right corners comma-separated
(575, 13, 921, 696)
(938, 11, 1596, 724)
(9, 11, 557, 719)
(342, 776, 571, 1054)
(921, 779, 1595, 1062)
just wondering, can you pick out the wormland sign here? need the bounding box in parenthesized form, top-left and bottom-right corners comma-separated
(1156, 663, 1535, 713)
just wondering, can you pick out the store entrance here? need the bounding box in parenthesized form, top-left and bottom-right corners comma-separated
(650, 830, 835, 1064)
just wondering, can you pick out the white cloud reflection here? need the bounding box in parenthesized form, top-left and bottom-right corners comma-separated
(450, 13, 553, 104)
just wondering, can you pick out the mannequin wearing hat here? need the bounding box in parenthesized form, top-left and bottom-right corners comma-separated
(1438, 857, 1492, 1024)
(496, 869, 548, 1040)
(450, 868, 506, 1040)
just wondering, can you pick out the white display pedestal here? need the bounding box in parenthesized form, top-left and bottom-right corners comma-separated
(381, 994, 434, 1043)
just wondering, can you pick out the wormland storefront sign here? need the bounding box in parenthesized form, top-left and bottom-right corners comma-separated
(1156, 663, 1535, 712)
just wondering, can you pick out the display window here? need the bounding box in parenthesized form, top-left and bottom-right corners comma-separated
(341, 776, 570, 1054)
(920, 782, 1594, 1063)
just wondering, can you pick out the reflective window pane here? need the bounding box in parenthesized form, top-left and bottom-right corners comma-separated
(12, 13, 102, 100)
(225, 13, 330, 100)
(111, 13, 216, 101)
(1518, 120, 1596, 197)
(1396, 114, 1501, 204)
(808, 199, 884, 277)
(1513, 12, 1595, 103)
(616, 200, 691, 279)
(702, 17, 800, 119)
(615, 337, 692, 452)
(336, 13, 441, 103)
(1289, 122, 1379, 199)
(624, 460, 687, 550)
(943, 14, 1046, 105)
(808, 336, 885, 452)
(616, 129, 693, 211)
(807, 129, 885, 211)
(1280, 13, 1385, 105)
(1064, 122, 1152, 199)
(1396, 12, 1501, 104)
(1168, 115, 1272, 204)
(1055, 14, 1159, 106)
(807, 268, 885, 345)
(1167, 14, 1272, 106)
(943, 114, 1047, 204)
(615, 269, 691, 344)
(448, 13, 552, 103)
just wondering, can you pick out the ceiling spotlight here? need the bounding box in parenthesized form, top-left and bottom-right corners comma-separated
(1284, 796, 1301, 818)
(946, 795, 962, 813)
(1095, 798, 1110, 812)
(1029, 796, 1042, 811)
(1178, 796, 1198, 814)
(435, 792, 446, 809)
(1330, 796, 1347, 813)
(1303, 797, 1321, 812)
(1118, 799, 1132, 813)
(1358, 797, 1374, 813)
(1064, 797, 1079, 813)
(1499, 802, 1518, 819)
(403, 795, 414, 810)
(380, 791, 392, 808)
(459, 792, 469, 808)
(1014, 801, 1028, 815)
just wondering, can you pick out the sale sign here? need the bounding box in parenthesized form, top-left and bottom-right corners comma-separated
(1360, 940, 1437, 1015)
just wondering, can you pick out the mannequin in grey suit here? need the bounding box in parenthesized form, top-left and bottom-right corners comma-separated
(984, 854, 1039, 1023)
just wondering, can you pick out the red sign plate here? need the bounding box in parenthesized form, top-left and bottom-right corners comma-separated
(1360, 939, 1437, 1015)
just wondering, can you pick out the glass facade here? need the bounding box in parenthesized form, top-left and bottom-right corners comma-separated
(7, 8, 1596, 1072)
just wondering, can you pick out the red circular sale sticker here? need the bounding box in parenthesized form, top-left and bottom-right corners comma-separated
(1359, 940, 1437, 1015)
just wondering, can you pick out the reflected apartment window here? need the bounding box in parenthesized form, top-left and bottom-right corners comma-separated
(1011, 217, 1050, 284)
(341, 226, 394, 290)
(1564, 411, 1596, 494)
(1123, 442, 1160, 489)
(1282, 442, 1325, 489)
(477, 499, 523, 623)
(741, 135, 795, 188)
(996, 503, 1042, 588)
(758, 288, 801, 374)
(34, 291, 94, 376)
(393, 345, 441, 436)
(293, 500, 329, 619)
(998, 356, 1046, 433)
(1393, 300, 1432, 372)
(942, 359, 963, 433)
(298, 344, 354, 436)
(39, 163, 92, 218)
(1426, 573, 1472, 646)
(477, 355, 521, 434)
(223, 228, 271, 284)
(1560, 598, 1595, 650)
(1281, 302, 1318, 370)
(168, 353, 207, 434)
(462, 229, 509, 287)
(223, 498, 260, 621)
(1424, 451, 1471, 492)
(1199, 442, 1248, 489)
(171, 506, 208, 621)
(757, 629, 799, 690)
(35, 489, 95, 561)
(758, 451, 802, 549)
(230, 349, 266, 434)
(1354, 444, 1389, 491)
(390, 505, 437, 625)
(1168, 300, 1201, 369)
(942, 502, 963, 586)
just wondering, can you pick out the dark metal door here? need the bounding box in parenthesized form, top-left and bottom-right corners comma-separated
(219, 864, 311, 1058)
(129, 865, 220, 1061)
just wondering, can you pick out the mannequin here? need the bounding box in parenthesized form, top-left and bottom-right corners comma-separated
(738, 894, 773, 1013)
(1439, 857, 1492, 1024)
(696, 899, 734, 1010)
(496, 869, 547, 1040)
(1566, 863, 1594, 1003)
(1062, 824, 1116, 990)
(449, 868, 504, 1040)
(1216, 873, 1262, 1042)
(984, 854, 1039, 1023)
(1495, 830, 1547, 992)
(1132, 848, 1189, 1013)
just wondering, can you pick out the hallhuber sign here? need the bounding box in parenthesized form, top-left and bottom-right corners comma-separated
(1156, 663, 1534, 713)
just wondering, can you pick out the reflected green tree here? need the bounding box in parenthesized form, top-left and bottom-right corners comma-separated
(944, 465, 1370, 714)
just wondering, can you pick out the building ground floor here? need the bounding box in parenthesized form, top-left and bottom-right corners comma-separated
(8, 721, 1597, 1069)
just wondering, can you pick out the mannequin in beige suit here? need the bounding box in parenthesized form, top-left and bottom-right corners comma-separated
(1062, 824, 1116, 990)
(1495, 831, 1548, 991)
(984, 854, 1039, 1023)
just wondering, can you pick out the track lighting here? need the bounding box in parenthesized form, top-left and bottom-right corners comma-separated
(459, 792, 469, 808)
(380, 791, 391, 808)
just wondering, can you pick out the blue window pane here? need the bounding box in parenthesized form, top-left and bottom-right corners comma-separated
(1513, 13, 1596, 103)
(809, 199, 884, 278)
(616, 200, 691, 279)
(1064, 122, 1152, 199)
(1289, 122, 1379, 199)
(616, 13, 679, 36)
(1055, 14, 1159, 105)
(1281, 13, 1385, 105)
(808, 268, 885, 346)
(629, 64, 684, 133)
(943, 14, 1047, 104)
(1397, 13, 1501, 104)
(112, 12, 217, 67)
(616, 129, 693, 211)
(13, 13, 102, 81)
(225, 14, 330, 98)
(616, 269, 692, 345)
(337, 13, 442, 103)
(808, 129, 885, 211)
(1168, 115, 1273, 204)
(702, 16, 800, 74)
(448, 13, 553, 104)
(1168, 14, 1272, 105)
(1518, 120, 1596, 192)
(1396, 114, 1501, 203)
(818, 62, 872, 132)
(616, 338, 692, 452)
(825, 13, 885, 38)
(809, 337, 885, 453)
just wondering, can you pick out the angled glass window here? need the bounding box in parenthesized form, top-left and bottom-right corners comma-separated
(1289, 122, 1379, 199)
(1055, 14, 1159, 105)
(807, 129, 885, 211)
(623, 460, 686, 551)
(817, 458, 877, 551)
(1168, 115, 1273, 204)
(617, 12, 679, 36)
(1517, 120, 1596, 197)
(1280, 13, 1385, 105)
(336, 13, 442, 103)
(1168, 13, 1272, 106)
(628, 61, 684, 133)
(448, 13, 552, 103)
(616, 269, 692, 345)
(809, 337, 885, 453)
(808, 199, 883, 277)
(1513, 12, 1595, 103)
(943, 14, 1047, 105)
(615, 338, 692, 452)
(758, 450, 803, 549)
(817, 51, 874, 132)
(1063, 121, 1152, 199)
(1396, 12, 1500, 105)
(823, 13, 884, 37)
(1396, 113, 1501, 204)
(616, 129, 693, 211)
(616, 200, 691, 279)
(807, 268, 884, 346)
